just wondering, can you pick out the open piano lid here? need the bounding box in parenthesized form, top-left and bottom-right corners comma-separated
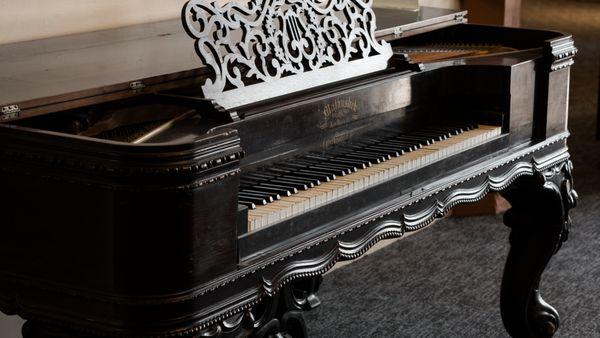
(0, 4, 466, 122)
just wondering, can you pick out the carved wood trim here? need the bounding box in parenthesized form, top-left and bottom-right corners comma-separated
(544, 35, 578, 72)
(182, 0, 393, 108)
(0, 131, 243, 179)
(188, 144, 571, 333)
(1, 135, 572, 337)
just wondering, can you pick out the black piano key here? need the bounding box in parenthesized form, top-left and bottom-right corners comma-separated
(356, 145, 401, 157)
(239, 201, 257, 210)
(320, 163, 357, 173)
(244, 174, 313, 190)
(294, 158, 354, 174)
(238, 195, 268, 205)
(401, 132, 439, 141)
(446, 122, 476, 131)
(266, 167, 326, 182)
(410, 131, 447, 141)
(371, 145, 404, 156)
(341, 146, 392, 161)
(310, 165, 349, 176)
(239, 191, 274, 203)
(243, 185, 292, 197)
(357, 138, 390, 147)
(303, 154, 368, 169)
(277, 162, 343, 177)
(388, 141, 421, 151)
(276, 173, 322, 186)
(301, 165, 346, 176)
(270, 178, 311, 190)
(262, 183, 298, 195)
(333, 155, 374, 167)
(297, 169, 335, 181)
(414, 128, 452, 136)
(328, 150, 383, 164)
(421, 127, 461, 136)
(357, 150, 390, 161)
(272, 165, 334, 182)
(393, 135, 434, 145)
(366, 139, 419, 152)
(323, 148, 377, 161)
(287, 159, 349, 175)
(280, 175, 318, 187)
(329, 159, 368, 169)
(464, 123, 478, 130)
(274, 162, 310, 170)
(241, 189, 282, 200)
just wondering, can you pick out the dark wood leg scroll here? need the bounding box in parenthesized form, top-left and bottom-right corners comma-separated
(250, 275, 322, 338)
(196, 275, 322, 338)
(500, 161, 578, 338)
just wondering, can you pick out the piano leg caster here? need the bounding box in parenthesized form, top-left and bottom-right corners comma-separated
(500, 161, 577, 338)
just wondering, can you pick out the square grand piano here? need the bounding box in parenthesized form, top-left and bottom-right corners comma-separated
(0, 2, 578, 337)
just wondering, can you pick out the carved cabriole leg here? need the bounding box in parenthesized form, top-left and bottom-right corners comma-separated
(500, 161, 577, 338)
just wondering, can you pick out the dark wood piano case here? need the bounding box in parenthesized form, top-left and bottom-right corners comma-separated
(0, 7, 578, 338)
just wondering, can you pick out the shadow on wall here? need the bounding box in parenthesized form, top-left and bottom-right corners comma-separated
(0, 0, 189, 45)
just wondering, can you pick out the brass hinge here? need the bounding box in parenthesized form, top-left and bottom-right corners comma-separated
(1, 105, 20, 120)
(393, 26, 403, 38)
(130, 81, 146, 92)
(455, 13, 467, 23)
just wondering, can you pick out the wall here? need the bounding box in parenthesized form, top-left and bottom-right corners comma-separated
(0, 0, 459, 45)
(0, 0, 188, 45)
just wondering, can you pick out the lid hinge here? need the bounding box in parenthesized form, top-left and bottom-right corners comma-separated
(455, 13, 467, 23)
(130, 81, 146, 92)
(1, 105, 20, 121)
(393, 26, 403, 38)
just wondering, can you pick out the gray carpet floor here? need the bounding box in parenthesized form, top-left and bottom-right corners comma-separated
(305, 0, 600, 337)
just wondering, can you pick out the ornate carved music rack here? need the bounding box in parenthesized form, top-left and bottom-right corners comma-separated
(182, 0, 394, 109)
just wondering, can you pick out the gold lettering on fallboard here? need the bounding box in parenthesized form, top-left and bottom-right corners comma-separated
(320, 124, 365, 149)
(319, 98, 360, 130)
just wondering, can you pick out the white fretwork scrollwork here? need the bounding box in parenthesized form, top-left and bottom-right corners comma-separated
(182, 0, 393, 108)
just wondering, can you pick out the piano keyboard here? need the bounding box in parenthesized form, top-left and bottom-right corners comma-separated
(241, 124, 502, 231)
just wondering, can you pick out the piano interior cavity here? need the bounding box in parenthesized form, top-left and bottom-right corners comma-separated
(393, 43, 518, 63)
(389, 23, 563, 64)
(10, 96, 226, 144)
